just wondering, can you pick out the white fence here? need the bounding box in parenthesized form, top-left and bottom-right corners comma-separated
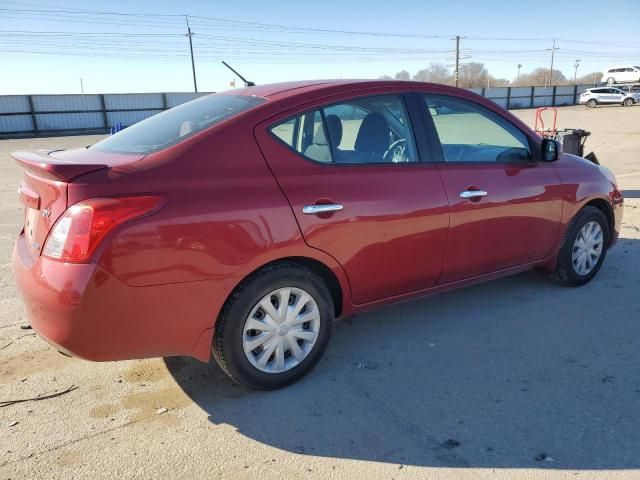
(0, 85, 595, 138)
(468, 84, 595, 109)
(0, 92, 209, 138)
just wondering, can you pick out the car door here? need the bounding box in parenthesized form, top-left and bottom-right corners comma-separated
(595, 88, 612, 103)
(609, 88, 626, 103)
(412, 90, 564, 284)
(255, 91, 449, 304)
(613, 68, 624, 83)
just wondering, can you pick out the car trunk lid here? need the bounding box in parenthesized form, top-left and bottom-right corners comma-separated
(13, 149, 145, 257)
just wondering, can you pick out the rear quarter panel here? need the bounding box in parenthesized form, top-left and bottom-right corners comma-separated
(67, 119, 353, 356)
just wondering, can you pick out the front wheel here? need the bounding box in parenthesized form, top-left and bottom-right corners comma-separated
(586, 99, 597, 108)
(551, 206, 609, 286)
(623, 98, 634, 107)
(212, 263, 334, 390)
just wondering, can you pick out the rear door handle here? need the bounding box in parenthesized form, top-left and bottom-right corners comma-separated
(459, 190, 488, 199)
(302, 204, 344, 215)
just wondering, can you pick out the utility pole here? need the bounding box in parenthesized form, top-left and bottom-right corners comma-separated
(517, 64, 522, 82)
(186, 16, 198, 93)
(548, 38, 559, 87)
(80, 77, 87, 113)
(454, 35, 460, 88)
(448, 35, 469, 87)
(574, 59, 581, 83)
(543, 39, 559, 105)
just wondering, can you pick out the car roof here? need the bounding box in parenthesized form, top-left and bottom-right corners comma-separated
(224, 79, 456, 100)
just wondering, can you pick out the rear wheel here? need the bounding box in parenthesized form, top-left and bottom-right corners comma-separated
(551, 206, 609, 286)
(606, 77, 615, 85)
(586, 99, 597, 108)
(212, 263, 334, 390)
(623, 97, 634, 106)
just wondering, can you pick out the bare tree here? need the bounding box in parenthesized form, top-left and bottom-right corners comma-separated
(489, 77, 511, 87)
(379, 64, 586, 87)
(412, 63, 452, 84)
(575, 71, 602, 86)
(457, 62, 490, 88)
(378, 75, 393, 80)
(394, 70, 411, 81)
(513, 68, 567, 86)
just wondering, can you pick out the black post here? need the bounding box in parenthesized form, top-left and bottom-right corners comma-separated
(99, 94, 109, 132)
(552, 85, 557, 106)
(27, 95, 38, 135)
(162, 93, 168, 111)
(506, 86, 511, 109)
(530, 86, 534, 108)
(573, 84, 578, 105)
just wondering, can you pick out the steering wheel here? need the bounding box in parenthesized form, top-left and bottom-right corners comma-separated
(383, 138, 408, 163)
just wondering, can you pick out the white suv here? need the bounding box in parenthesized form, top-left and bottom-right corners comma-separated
(579, 87, 640, 107)
(601, 66, 640, 85)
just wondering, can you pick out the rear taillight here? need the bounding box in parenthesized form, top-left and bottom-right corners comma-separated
(43, 195, 164, 263)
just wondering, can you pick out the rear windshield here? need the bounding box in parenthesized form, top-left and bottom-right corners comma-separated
(91, 94, 265, 154)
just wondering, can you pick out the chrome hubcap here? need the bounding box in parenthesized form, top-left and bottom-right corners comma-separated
(572, 221, 604, 276)
(243, 287, 320, 373)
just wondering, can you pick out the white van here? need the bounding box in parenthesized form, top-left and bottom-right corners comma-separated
(601, 66, 640, 85)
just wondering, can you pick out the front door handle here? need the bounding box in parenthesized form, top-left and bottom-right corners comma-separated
(459, 190, 488, 199)
(302, 204, 344, 215)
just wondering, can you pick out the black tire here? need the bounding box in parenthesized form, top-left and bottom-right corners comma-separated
(623, 97, 634, 107)
(606, 77, 615, 85)
(551, 206, 609, 287)
(586, 99, 597, 108)
(212, 263, 334, 390)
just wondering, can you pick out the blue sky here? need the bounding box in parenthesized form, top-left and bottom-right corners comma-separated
(2, 0, 637, 94)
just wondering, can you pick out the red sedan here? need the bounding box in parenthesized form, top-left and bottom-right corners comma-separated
(12, 80, 624, 390)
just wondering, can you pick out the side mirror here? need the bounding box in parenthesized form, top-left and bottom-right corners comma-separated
(541, 138, 560, 162)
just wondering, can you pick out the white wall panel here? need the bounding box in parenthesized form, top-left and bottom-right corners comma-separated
(33, 95, 102, 112)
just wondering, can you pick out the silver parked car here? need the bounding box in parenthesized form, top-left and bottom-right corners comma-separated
(579, 87, 640, 108)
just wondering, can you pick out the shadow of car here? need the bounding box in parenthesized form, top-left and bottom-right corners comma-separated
(164, 236, 640, 470)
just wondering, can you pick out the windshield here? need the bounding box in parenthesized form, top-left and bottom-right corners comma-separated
(91, 94, 265, 154)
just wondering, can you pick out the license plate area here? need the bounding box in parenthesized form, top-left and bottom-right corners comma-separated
(24, 207, 39, 251)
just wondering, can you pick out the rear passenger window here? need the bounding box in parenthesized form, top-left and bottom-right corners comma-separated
(270, 117, 296, 146)
(269, 95, 418, 164)
(271, 110, 330, 162)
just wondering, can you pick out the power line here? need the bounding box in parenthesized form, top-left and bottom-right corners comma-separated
(0, 7, 457, 39)
(2, 3, 635, 84)
(1, 4, 637, 47)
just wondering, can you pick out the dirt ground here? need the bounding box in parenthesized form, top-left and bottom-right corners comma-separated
(1, 105, 639, 480)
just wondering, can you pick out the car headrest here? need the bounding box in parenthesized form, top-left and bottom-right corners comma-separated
(325, 114, 343, 147)
(354, 112, 389, 153)
(312, 114, 343, 148)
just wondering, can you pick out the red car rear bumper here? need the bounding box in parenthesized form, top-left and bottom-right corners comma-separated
(12, 234, 219, 362)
